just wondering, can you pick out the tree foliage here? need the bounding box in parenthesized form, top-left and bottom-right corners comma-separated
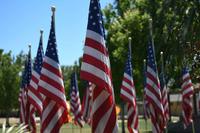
(103, 0, 200, 103)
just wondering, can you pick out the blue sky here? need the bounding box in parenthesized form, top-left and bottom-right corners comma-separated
(0, 0, 113, 66)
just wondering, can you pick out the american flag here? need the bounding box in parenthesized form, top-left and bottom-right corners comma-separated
(80, 0, 118, 132)
(120, 46, 139, 133)
(70, 72, 84, 127)
(19, 59, 28, 124)
(27, 31, 44, 133)
(159, 63, 169, 126)
(81, 82, 93, 125)
(146, 40, 165, 133)
(143, 59, 150, 120)
(38, 7, 69, 133)
(24, 47, 35, 132)
(181, 67, 193, 128)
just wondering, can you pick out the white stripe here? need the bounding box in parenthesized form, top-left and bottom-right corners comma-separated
(122, 81, 133, 92)
(44, 106, 64, 133)
(124, 73, 133, 82)
(147, 66, 157, 79)
(95, 104, 114, 133)
(182, 87, 193, 96)
(146, 89, 163, 112)
(181, 80, 192, 89)
(127, 106, 134, 118)
(44, 56, 60, 70)
(81, 62, 112, 88)
(32, 70, 40, 79)
(42, 100, 56, 123)
(86, 30, 105, 46)
(84, 46, 110, 68)
(146, 77, 160, 98)
(121, 89, 134, 102)
(39, 80, 66, 102)
(28, 91, 42, 108)
(182, 73, 190, 80)
(92, 89, 110, 115)
(41, 67, 64, 87)
(30, 80, 37, 90)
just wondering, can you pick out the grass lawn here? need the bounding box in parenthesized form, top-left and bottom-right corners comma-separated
(0, 118, 152, 133)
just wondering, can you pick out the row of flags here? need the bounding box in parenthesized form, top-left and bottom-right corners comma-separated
(18, 0, 195, 133)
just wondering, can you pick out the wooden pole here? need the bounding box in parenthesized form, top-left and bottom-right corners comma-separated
(121, 101, 125, 133)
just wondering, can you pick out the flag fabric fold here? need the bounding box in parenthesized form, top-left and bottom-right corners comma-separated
(38, 9, 69, 133)
(81, 82, 93, 125)
(120, 47, 139, 133)
(181, 67, 193, 128)
(80, 0, 118, 132)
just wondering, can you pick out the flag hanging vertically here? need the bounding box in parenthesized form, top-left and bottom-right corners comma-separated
(159, 52, 169, 127)
(80, 0, 118, 132)
(38, 7, 69, 133)
(19, 59, 28, 124)
(120, 41, 139, 133)
(28, 30, 44, 116)
(181, 67, 193, 128)
(82, 82, 93, 125)
(143, 59, 150, 120)
(70, 72, 84, 127)
(146, 40, 165, 133)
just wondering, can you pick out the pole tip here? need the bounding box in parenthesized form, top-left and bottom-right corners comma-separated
(40, 29, 43, 34)
(128, 37, 132, 41)
(51, 6, 56, 12)
(28, 44, 31, 48)
(160, 51, 163, 55)
(143, 59, 146, 63)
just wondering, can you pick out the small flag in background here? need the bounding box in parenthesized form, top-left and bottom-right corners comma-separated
(82, 82, 93, 125)
(38, 7, 69, 133)
(181, 67, 194, 128)
(120, 44, 139, 133)
(19, 59, 28, 124)
(146, 40, 165, 133)
(70, 72, 84, 127)
(80, 0, 118, 132)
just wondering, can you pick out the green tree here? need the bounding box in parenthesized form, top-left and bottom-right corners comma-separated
(103, 0, 200, 103)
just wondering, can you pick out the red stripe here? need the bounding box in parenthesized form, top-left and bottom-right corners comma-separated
(80, 71, 112, 94)
(123, 77, 133, 87)
(146, 72, 160, 87)
(120, 93, 134, 105)
(43, 62, 63, 78)
(40, 73, 64, 92)
(82, 54, 111, 76)
(146, 83, 162, 102)
(146, 95, 164, 115)
(85, 38, 108, 56)
(39, 86, 67, 109)
(121, 85, 134, 97)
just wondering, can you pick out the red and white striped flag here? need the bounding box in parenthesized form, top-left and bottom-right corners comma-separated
(70, 72, 84, 127)
(120, 45, 139, 133)
(146, 40, 165, 133)
(38, 7, 69, 133)
(181, 67, 193, 128)
(80, 0, 118, 132)
(28, 30, 44, 116)
(81, 82, 93, 125)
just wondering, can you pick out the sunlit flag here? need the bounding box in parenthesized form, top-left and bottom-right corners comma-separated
(80, 0, 118, 132)
(38, 7, 69, 133)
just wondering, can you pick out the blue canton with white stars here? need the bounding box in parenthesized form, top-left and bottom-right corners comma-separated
(87, 0, 105, 38)
(182, 67, 189, 77)
(24, 49, 32, 88)
(124, 48, 133, 78)
(45, 15, 59, 63)
(147, 40, 158, 73)
(33, 35, 44, 74)
(70, 72, 79, 94)
(20, 60, 27, 88)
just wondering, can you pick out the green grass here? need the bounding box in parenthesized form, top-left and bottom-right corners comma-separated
(0, 118, 152, 133)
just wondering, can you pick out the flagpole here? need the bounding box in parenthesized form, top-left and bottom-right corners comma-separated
(121, 101, 125, 133)
(192, 121, 195, 133)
